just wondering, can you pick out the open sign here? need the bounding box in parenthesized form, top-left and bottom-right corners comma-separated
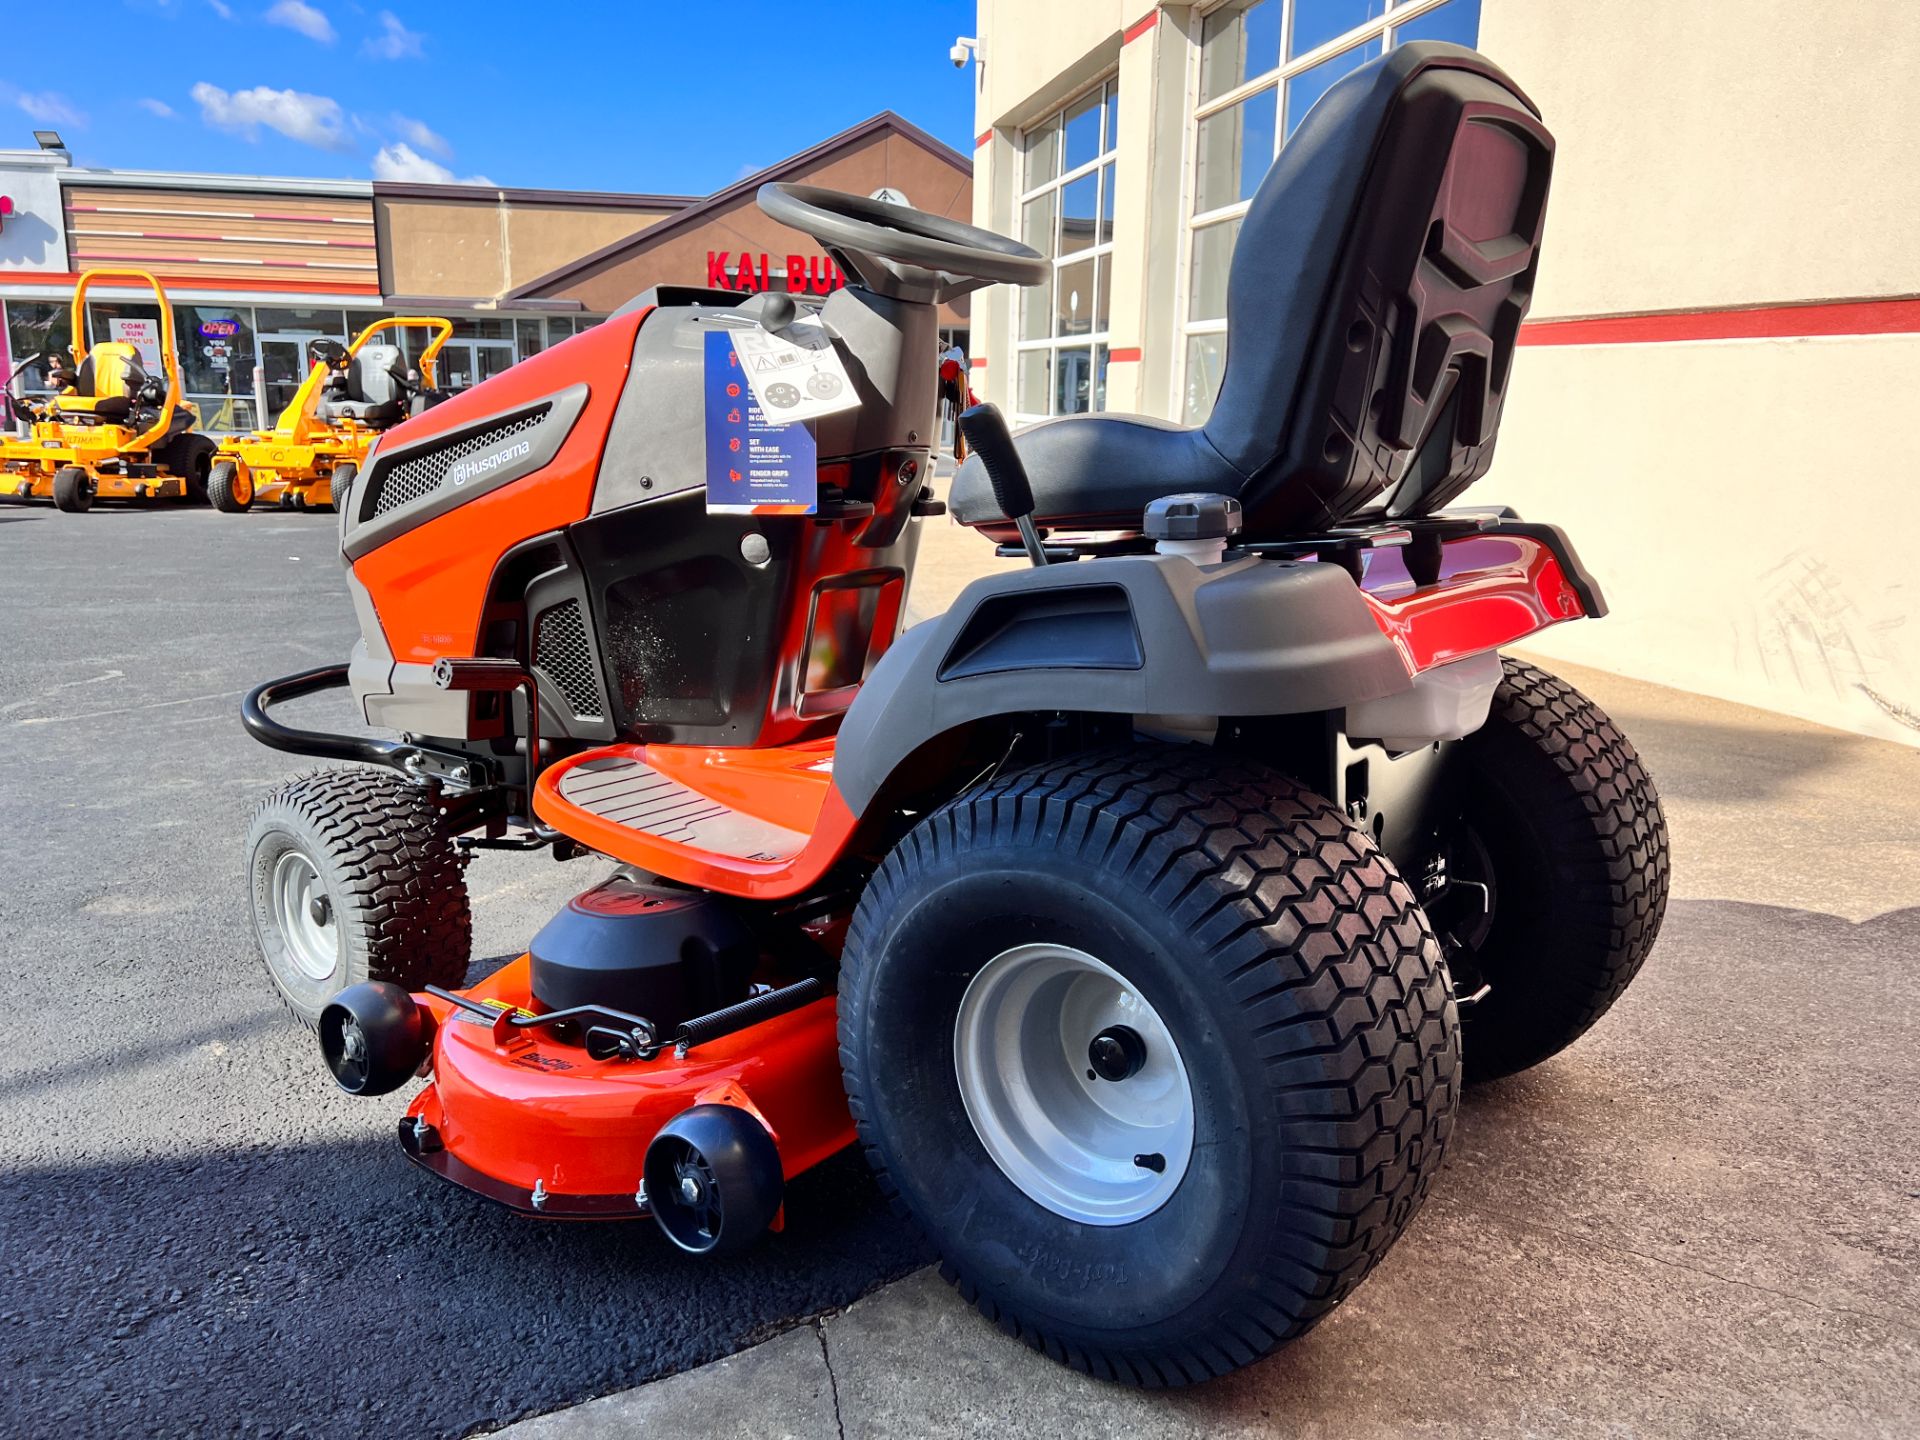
(199, 318, 241, 338)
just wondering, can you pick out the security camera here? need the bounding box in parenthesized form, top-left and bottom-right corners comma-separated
(951, 36, 979, 70)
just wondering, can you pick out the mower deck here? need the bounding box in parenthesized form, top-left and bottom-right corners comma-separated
(534, 739, 857, 899)
(405, 955, 851, 1218)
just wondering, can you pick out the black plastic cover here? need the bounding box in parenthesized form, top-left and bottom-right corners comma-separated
(530, 876, 757, 1033)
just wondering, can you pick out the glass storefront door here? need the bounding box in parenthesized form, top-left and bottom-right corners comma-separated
(259, 333, 336, 423)
(434, 340, 515, 393)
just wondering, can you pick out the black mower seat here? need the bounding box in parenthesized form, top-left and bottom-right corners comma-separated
(951, 40, 1553, 538)
(59, 343, 152, 424)
(318, 342, 408, 426)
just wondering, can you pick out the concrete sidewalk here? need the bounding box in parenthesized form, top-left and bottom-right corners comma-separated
(491, 647, 1920, 1437)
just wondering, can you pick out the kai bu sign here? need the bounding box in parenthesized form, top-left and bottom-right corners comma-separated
(0, 195, 13, 233)
(707, 251, 846, 296)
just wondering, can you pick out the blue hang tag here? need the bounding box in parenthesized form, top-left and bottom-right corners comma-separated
(704, 329, 818, 515)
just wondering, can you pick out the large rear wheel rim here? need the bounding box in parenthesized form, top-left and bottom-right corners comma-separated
(953, 943, 1194, 1225)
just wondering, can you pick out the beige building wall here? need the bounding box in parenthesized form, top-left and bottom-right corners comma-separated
(1475, 0, 1920, 744)
(1480, 0, 1920, 319)
(379, 198, 674, 301)
(975, 0, 1920, 745)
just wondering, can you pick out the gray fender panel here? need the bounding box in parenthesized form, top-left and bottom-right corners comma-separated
(831, 553, 1411, 814)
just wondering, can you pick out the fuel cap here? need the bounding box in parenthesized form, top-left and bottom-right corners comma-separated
(1143, 492, 1243, 541)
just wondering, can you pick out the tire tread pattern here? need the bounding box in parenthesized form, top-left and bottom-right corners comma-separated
(837, 745, 1460, 1387)
(1460, 658, 1671, 1079)
(249, 768, 471, 1027)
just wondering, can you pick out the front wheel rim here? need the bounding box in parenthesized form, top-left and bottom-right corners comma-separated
(953, 943, 1194, 1225)
(271, 849, 339, 982)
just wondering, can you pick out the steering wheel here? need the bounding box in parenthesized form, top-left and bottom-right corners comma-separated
(757, 182, 1048, 303)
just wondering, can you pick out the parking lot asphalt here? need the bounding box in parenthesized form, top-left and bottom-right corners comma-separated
(0, 504, 931, 1439)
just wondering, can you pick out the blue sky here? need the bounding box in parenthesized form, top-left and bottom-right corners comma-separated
(0, 0, 980, 192)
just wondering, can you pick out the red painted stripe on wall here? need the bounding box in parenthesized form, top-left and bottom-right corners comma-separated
(1107, 346, 1144, 362)
(71, 251, 376, 271)
(69, 229, 377, 248)
(65, 205, 372, 225)
(969, 357, 988, 368)
(0, 269, 380, 295)
(1123, 10, 1159, 43)
(975, 129, 993, 149)
(1520, 296, 1920, 346)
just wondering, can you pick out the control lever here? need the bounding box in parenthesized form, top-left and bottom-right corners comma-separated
(959, 402, 1047, 567)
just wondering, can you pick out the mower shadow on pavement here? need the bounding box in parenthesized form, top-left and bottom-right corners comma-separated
(0, 1134, 931, 1439)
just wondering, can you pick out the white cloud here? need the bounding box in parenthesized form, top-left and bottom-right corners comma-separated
(265, 0, 335, 43)
(391, 114, 449, 157)
(138, 98, 178, 119)
(363, 11, 424, 60)
(207, 0, 233, 17)
(14, 90, 88, 130)
(371, 142, 491, 187)
(191, 82, 350, 150)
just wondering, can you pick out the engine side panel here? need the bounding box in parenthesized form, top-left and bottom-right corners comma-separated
(347, 312, 644, 665)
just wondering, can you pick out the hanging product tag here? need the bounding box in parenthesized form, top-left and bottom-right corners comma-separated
(726, 315, 861, 425)
(704, 330, 817, 515)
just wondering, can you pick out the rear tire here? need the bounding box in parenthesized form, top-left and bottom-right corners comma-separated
(245, 769, 472, 1029)
(1434, 659, 1670, 1081)
(208, 459, 251, 513)
(51, 466, 93, 513)
(179, 438, 214, 504)
(839, 745, 1460, 1385)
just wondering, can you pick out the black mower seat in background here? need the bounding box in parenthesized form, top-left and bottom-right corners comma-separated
(951, 40, 1553, 538)
(318, 342, 408, 425)
(74, 343, 149, 401)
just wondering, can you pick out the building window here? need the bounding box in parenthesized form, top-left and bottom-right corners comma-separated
(4, 301, 73, 396)
(1013, 76, 1121, 423)
(173, 304, 261, 433)
(1180, 0, 1480, 421)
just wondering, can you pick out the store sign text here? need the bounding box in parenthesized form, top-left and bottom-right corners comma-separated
(199, 318, 241, 338)
(707, 250, 846, 295)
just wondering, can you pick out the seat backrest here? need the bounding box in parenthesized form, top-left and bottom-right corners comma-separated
(1203, 41, 1553, 532)
(347, 344, 407, 405)
(76, 342, 149, 401)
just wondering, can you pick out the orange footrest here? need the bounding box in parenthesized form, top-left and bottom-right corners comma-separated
(533, 739, 858, 899)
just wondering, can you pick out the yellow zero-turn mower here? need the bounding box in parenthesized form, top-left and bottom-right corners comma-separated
(0, 269, 215, 513)
(209, 316, 453, 513)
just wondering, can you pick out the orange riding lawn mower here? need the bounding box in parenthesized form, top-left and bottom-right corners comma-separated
(210, 317, 454, 513)
(2, 270, 218, 511)
(242, 44, 1669, 1385)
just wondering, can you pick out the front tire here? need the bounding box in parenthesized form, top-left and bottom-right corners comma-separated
(328, 461, 356, 515)
(51, 466, 93, 513)
(1433, 659, 1670, 1081)
(839, 745, 1460, 1385)
(245, 769, 472, 1029)
(208, 460, 251, 513)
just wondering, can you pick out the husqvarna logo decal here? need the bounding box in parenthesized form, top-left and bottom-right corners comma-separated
(446, 438, 531, 487)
